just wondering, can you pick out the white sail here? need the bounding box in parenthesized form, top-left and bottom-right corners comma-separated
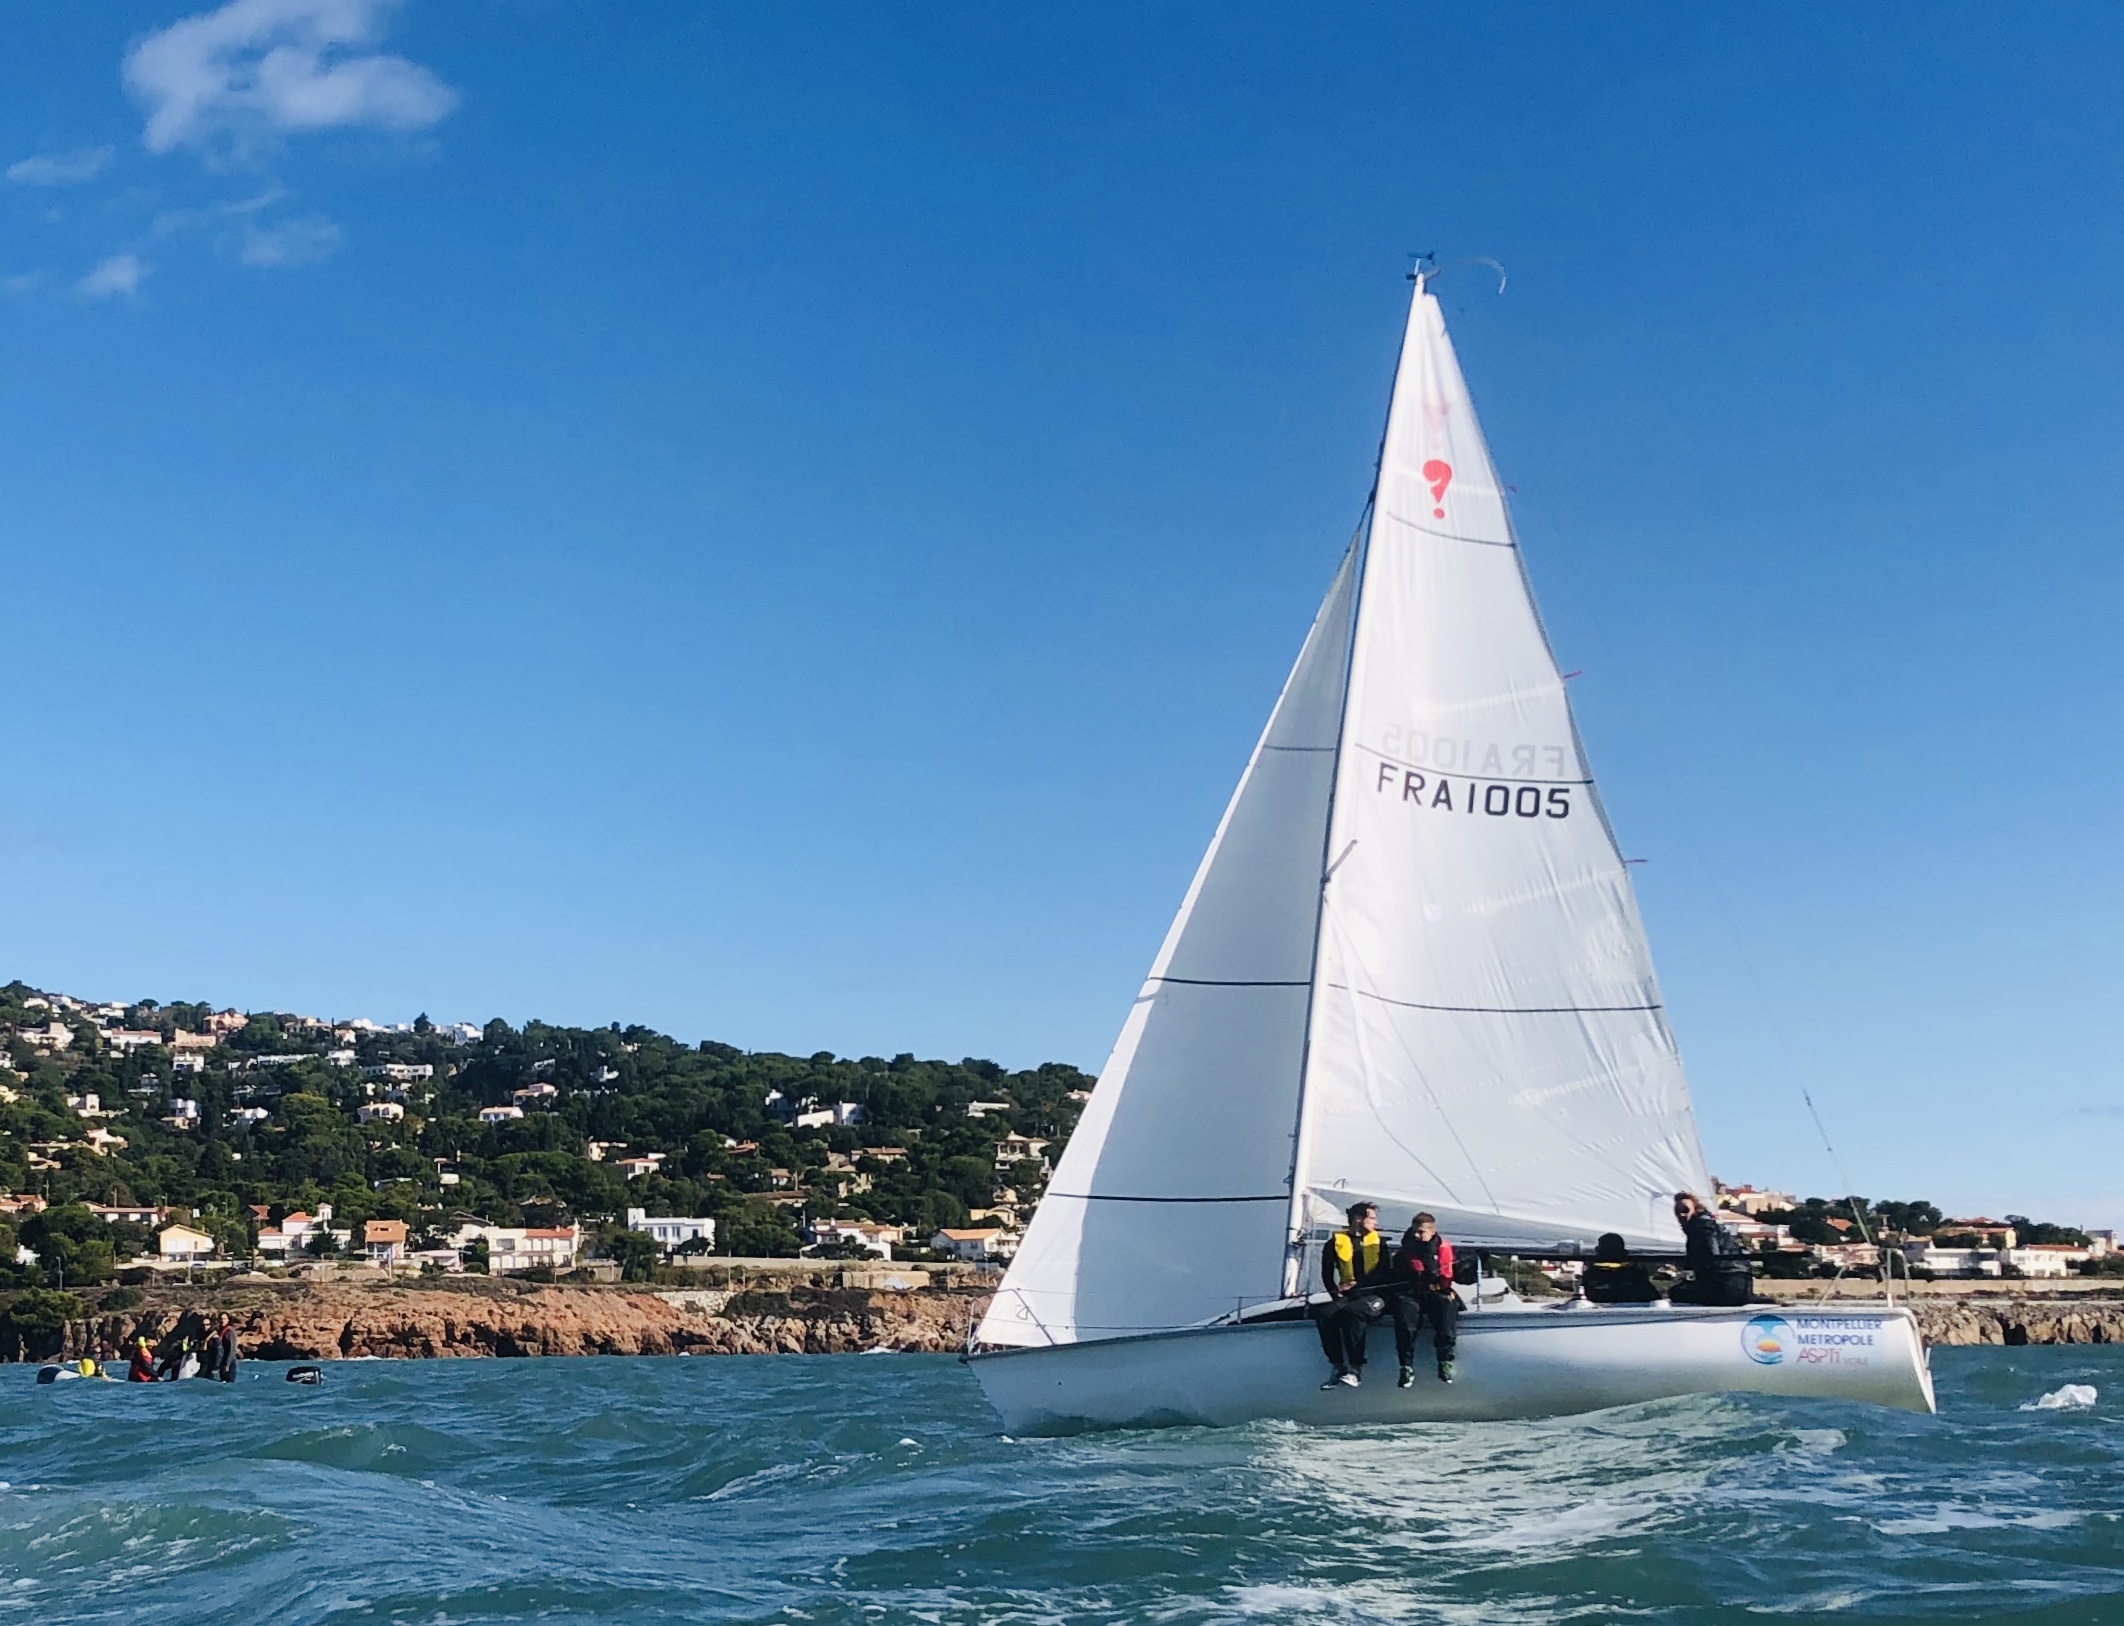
(978, 543, 1359, 1346)
(1294, 281, 1710, 1254)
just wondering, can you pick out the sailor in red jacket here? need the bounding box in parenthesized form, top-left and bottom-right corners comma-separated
(1389, 1212, 1459, 1386)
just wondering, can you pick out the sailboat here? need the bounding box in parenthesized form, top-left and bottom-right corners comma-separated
(967, 270, 1935, 1432)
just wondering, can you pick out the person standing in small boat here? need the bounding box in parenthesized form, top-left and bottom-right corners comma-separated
(1667, 1193, 1754, 1306)
(1389, 1212, 1458, 1386)
(1316, 1201, 1395, 1388)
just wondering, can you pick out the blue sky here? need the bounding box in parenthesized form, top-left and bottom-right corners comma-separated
(3, 3, 2119, 1222)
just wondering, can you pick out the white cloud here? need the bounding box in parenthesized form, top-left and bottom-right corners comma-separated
(6, 146, 114, 186)
(238, 213, 342, 266)
(125, 0, 457, 157)
(77, 253, 150, 300)
(3, 273, 42, 296)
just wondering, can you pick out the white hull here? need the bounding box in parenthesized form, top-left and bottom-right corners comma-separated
(969, 1302, 1936, 1433)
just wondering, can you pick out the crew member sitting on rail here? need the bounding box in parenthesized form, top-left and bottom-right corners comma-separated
(1582, 1232, 1660, 1304)
(1316, 1201, 1395, 1389)
(1389, 1212, 1458, 1385)
(1666, 1192, 1755, 1306)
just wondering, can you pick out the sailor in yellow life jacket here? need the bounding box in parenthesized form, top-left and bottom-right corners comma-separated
(1315, 1201, 1395, 1388)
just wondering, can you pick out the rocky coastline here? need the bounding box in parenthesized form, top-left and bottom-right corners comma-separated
(10, 1274, 989, 1364)
(9, 1280, 2123, 1365)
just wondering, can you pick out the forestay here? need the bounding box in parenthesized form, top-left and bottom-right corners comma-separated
(1294, 282, 1709, 1257)
(977, 544, 1358, 1347)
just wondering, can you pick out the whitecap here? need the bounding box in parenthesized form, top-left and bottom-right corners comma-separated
(2021, 1384, 2097, 1412)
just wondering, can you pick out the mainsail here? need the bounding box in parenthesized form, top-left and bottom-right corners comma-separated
(979, 276, 1709, 1349)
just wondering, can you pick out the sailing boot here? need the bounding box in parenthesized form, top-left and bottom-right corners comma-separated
(1320, 1367, 1348, 1390)
(1437, 1359, 1456, 1384)
(1337, 1368, 1361, 1388)
(1397, 1365, 1416, 1388)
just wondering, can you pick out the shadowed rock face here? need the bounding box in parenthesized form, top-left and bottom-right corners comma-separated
(1913, 1300, 2124, 1347)
(33, 1281, 993, 1362)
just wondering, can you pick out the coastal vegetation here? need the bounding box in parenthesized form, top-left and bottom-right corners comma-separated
(0, 980, 1089, 1284)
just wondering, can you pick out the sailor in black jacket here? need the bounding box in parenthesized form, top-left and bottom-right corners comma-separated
(1667, 1193, 1753, 1306)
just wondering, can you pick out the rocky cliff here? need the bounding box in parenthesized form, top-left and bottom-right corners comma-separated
(1911, 1298, 2124, 1347)
(25, 1278, 989, 1363)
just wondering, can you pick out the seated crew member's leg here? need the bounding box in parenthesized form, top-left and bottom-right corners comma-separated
(1424, 1290, 1459, 1364)
(1391, 1293, 1422, 1367)
(1315, 1301, 1346, 1368)
(1345, 1293, 1387, 1371)
(1667, 1277, 1706, 1305)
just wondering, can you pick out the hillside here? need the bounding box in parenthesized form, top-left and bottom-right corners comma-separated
(0, 980, 1091, 1283)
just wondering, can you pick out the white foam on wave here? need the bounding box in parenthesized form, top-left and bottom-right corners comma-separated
(1875, 1505, 2084, 1535)
(2021, 1384, 2097, 1412)
(1464, 1496, 1652, 1552)
(1743, 1587, 1871, 1614)
(1783, 1428, 1846, 1456)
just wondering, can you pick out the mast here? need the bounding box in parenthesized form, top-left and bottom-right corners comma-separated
(1277, 269, 1423, 1296)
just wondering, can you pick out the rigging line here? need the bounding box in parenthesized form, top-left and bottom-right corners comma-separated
(1696, 857, 1891, 1296)
(1327, 984, 1662, 1016)
(1803, 1088, 1880, 1255)
(1283, 523, 1372, 1293)
(1041, 1192, 1287, 1204)
(1144, 977, 1309, 989)
(1378, 509, 1517, 548)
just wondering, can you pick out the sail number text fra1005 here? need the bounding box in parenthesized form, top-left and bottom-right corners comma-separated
(1373, 763, 1573, 819)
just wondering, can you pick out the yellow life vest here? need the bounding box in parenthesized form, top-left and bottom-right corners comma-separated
(1330, 1228, 1385, 1288)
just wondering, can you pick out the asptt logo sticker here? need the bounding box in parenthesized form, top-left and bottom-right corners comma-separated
(1742, 1313, 1790, 1366)
(1741, 1313, 1883, 1368)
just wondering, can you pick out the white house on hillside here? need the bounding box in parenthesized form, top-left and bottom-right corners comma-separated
(930, 1227, 1015, 1262)
(157, 1223, 216, 1262)
(809, 1218, 901, 1259)
(626, 1208, 714, 1253)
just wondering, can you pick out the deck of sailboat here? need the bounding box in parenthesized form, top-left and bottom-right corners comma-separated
(968, 1299, 1937, 1433)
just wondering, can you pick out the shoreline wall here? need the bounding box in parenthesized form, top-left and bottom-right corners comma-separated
(17, 1279, 989, 1363)
(12, 1281, 2124, 1363)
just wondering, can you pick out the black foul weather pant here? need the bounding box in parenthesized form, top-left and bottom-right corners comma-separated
(1315, 1293, 1392, 1369)
(1393, 1289, 1458, 1364)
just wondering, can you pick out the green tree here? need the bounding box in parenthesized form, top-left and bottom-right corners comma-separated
(602, 1230, 659, 1281)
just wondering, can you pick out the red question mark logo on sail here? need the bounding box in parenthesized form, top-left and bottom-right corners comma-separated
(1422, 459, 1453, 518)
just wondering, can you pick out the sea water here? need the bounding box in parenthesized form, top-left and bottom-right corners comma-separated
(1, 1346, 2118, 1624)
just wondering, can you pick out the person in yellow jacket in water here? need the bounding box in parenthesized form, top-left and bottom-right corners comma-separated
(1315, 1201, 1396, 1388)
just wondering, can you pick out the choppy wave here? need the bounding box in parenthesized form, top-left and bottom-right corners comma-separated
(0, 1347, 2118, 1624)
